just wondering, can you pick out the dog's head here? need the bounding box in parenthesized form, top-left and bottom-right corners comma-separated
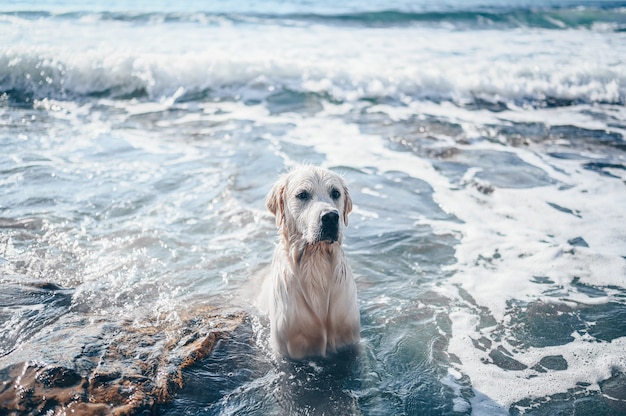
(266, 166, 352, 245)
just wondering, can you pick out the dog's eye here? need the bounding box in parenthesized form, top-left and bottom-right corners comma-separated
(296, 191, 310, 201)
(330, 188, 341, 200)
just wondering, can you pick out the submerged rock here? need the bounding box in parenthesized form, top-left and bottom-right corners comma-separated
(488, 346, 528, 371)
(0, 305, 246, 415)
(531, 355, 568, 373)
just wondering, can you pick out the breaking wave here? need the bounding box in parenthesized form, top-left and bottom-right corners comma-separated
(1, 47, 624, 108)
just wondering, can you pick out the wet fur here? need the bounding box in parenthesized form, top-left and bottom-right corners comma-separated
(258, 166, 360, 359)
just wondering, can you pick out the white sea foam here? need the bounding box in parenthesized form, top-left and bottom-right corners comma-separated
(450, 311, 626, 410)
(435, 150, 626, 407)
(2, 15, 625, 105)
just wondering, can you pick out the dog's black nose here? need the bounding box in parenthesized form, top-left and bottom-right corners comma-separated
(320, 211, 340, 242)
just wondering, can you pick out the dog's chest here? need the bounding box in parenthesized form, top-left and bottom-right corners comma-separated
(295, 250, 339, 312)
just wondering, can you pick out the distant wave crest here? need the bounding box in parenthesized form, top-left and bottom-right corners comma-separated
(2, 5, 626, 30)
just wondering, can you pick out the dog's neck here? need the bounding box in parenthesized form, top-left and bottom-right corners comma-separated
(281, 240, 341, 311)
(292, 241, 339, 267)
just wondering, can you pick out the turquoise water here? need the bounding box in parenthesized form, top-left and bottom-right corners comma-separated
(1, 1, 625, 414)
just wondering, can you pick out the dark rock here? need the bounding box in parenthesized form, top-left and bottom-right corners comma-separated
(600, 371, 626, 413)
(531, 355, 568, 373)
(489, 346, 528, 371)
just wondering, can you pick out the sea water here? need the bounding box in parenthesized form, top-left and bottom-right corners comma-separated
(1, 0, 625, 414)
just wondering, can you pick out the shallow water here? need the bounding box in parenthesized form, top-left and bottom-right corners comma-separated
(2, 1, 626, 415)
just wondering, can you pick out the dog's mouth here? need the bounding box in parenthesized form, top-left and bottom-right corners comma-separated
(318, 236, 338, 244)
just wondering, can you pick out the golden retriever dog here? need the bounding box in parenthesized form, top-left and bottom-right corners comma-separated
(258, 166, 360, 359)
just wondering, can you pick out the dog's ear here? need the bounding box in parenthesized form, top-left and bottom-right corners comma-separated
(266, 179, 286, 228)
(342, 184, 353, 227)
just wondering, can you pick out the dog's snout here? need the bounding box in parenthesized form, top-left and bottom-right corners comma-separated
(320, 210, 340, 242)
(322, 210, 339, 225)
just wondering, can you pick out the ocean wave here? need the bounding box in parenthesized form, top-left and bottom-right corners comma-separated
(2, 5, 626, 30)
(1, 48, 624, 108)
(286, 7, 626, 30)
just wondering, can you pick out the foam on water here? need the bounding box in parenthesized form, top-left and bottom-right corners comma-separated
(440, 168, 626, 408)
